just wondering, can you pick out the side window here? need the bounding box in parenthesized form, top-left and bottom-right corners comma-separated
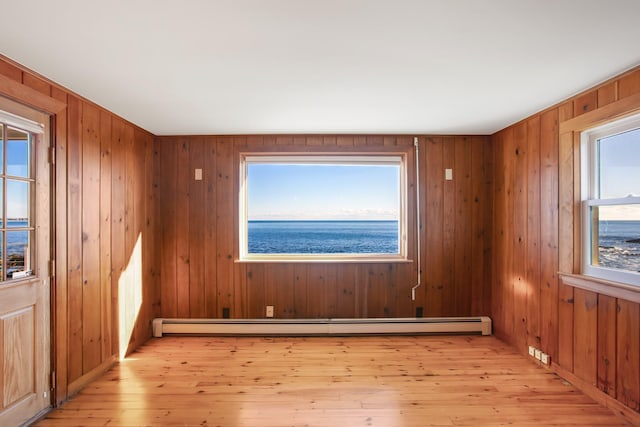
(581, 114, 640, 285)
(239, 154, 407, 262)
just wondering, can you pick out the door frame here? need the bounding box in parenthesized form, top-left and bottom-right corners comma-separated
(0, 73, 67, 413)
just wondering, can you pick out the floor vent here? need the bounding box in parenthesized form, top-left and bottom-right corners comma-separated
(152, 317, 492, 337)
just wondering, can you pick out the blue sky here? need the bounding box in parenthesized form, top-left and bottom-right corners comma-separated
(248, 163, 399, 221)
(3, 133, 30, 219)
(599, 127, 640, 220)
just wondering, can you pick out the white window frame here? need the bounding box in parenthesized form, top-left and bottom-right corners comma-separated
(238, 153, 408, 262)
(580, 113, 640, 286)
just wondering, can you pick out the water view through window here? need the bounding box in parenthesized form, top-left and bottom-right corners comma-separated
(0, 124, 33, 280)
(242, 156, 404, 258)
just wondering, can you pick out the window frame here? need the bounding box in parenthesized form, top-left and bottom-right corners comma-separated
(580, 113, 640, 286)
(238, 152, 409, 263)
(0, 112, 41, 283)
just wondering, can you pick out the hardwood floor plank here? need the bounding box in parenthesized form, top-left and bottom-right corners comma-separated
(37, 336, 631, 427)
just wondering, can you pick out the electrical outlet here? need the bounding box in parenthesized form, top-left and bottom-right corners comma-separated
(534, 349, 542, 360)
(528, 346, 535, 357)
(266, 305, 274, 318)
(541, 353, 549, 365)
(445, 168, 453, 180)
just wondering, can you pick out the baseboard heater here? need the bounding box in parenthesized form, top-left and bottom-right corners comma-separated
(152, 316, 492, 337)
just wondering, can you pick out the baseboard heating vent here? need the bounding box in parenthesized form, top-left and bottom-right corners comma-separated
(152, 317, 492, 337)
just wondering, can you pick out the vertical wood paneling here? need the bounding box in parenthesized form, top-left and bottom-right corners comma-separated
(81, 102, 101, 374)
(525, 117, 541, 348)
(276, 264, 295, 318)
(617, 300, 640, 411)
(159, 139, 177, 317)
(293, 264, 308, 318)
(110, 118, 126, 357)
(492, 66, 640, 419)
(539, 108, 559, 361)
(598, 82, 618, 108)
(471, 137, 490, 315)
(491, 131, 506, 337)
(442, 139, 456, 317)
(573, 90, 598, 117)
(0, 57, 159, 405)
(573, 289, 598, 386)
(175, 139, 190, 318)
(66, 95, 83, 383)
(503, 127, 516, 340)
(512, 123, 528, 352)
(189, 138, 206, 318)
(246, 264, 265, 318)
(335, 264, 356, 318)
(99, 111, 112, 363)
(203, 139, 217, 317)
(155, 134, 492, 322)
(307, 265, 327, 318)
(216, 139, 234, 316)
(618, 69, 640, 99)
(424, 137, 444, 316)
(597, 295, 617, 396)
(454, 137, 472, 315)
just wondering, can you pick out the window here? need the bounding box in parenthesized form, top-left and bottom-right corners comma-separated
(581, 114, 640, 285)
(239, 154, 407, 261)
(0, 116, 37, 281)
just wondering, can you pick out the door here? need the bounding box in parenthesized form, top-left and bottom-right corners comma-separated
(0, 98, 51, 426)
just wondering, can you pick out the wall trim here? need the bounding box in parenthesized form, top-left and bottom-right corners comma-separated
(0, 74, 66, 114)
(552, 362, 640, 426)
(67, 356, 118, 400)
(559, 92, 640, 133)
(560, 273, 640, 304)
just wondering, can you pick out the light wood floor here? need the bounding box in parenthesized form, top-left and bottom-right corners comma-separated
(36, 335, 631, 427)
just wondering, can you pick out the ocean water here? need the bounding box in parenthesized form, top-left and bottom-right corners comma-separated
(248, 220, 398, 254)
(3, 220, 30, 256)
(598, 220, 640, 272)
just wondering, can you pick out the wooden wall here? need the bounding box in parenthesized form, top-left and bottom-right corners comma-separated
(155, 135, 492, 319)
(492, 66, 640, 417)
(0, 56, 160, 404)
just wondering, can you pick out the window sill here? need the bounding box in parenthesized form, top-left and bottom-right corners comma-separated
(236, 257, 414, 264)
(559, 273, 640, 304)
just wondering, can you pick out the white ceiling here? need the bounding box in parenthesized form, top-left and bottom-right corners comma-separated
(2, 0, 640, 136)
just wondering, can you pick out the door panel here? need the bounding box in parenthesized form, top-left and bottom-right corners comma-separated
(0, 98, 51, 426)
(2, 305, 35, 408)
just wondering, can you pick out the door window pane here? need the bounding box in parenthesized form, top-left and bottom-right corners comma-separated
(7, 127, 29, 178)
(6, 180, 29, 223)
(6, 230, 29, 278)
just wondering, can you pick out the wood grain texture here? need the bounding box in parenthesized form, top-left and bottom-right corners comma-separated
(66, 95, 83, 384)
(492, 66, 640, 419)
(81, 101, 102, 375)
(36, 336, 632, 427)
(0, 57, 159, 405)
(598, 295, 617, 397)
(616, 300, 640, 411)
(156, 135, 493, 320)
